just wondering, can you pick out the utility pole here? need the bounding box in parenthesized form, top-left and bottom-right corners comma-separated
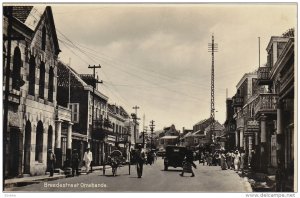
(142, 114, 145, 148)
(149, 120, 155, 150)
(3, 6, 25, 181)
(208, 34, 218, 144)
(132, 106, 140, 145)
(88, 65, 103, 172)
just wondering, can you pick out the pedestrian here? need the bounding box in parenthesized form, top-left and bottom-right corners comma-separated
(208, 152, 213, 166)
(240, 149, 246, 173)
(135, 144, 145, 178)
(180, 148, 197, 177)
(72, 149, 80, 176)
(250, 149, 256, 171)
(220, 150, 227, 170)
(233, 150, 240, 171)
(226, 150, 233, 170)
(200, 152, 205, 166)
(83, 147, 93, 174)
(47, 149, 56, 177)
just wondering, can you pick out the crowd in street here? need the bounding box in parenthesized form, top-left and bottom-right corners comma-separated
(196, 149, 251, 173)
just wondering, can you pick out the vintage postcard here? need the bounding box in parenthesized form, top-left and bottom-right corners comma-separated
(2, 2, 297, 195)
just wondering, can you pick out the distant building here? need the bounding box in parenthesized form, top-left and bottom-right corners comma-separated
(158, 124, 180, 150)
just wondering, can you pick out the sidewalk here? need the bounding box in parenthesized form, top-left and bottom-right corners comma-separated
(236, 169, 276, 192)
(4, 165, 111, 191)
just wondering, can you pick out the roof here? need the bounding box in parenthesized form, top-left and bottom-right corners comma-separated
(182, 132, 192, 138)
(160, 136, 179, 139)
(7, 6, 61, 55)
(204, 121, 225, 132)
(24, 6, 46, 31)
(194, 118, 212, 127)
(12, 6, 34, 23)
(57, 61, 108, 101)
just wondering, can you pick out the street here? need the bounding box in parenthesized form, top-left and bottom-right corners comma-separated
(11, 158, 252, 192)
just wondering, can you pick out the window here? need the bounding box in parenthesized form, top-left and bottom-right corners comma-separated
(68, 103, 80, 123)
(35, 121, 44, 162)
(48, 66, 54, 102)
(39, 62, 45, 98)
(42, 26, 46, 51)
(28, 56, 36, 95)
(12, 47, 22, 90)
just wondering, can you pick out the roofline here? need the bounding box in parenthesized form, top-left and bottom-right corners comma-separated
(46, 6, 61, 55)
(236, 72, 257, 90)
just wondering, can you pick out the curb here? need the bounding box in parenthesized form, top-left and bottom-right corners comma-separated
(4, 175, 66, 191)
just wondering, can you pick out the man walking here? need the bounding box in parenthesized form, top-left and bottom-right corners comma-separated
(135, 144, 145, 178)
(83, 147, 93, 174)
(47, 149, 56, 177)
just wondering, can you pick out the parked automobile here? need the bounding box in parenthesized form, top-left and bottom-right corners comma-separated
(164, 146, 187, 171)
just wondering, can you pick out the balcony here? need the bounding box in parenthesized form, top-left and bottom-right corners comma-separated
(257, 67, 272, 85)
(56, 105, 71, 122)
(254, 93, 278, 118)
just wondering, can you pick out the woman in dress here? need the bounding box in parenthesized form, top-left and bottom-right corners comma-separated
(180, 149, 197, 177)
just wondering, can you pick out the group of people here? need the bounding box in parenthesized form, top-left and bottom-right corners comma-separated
(47, 147, 93, 177)
(197, 149, 247, 172)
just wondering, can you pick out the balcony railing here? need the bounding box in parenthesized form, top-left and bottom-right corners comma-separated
(257, 67, 272, 85)
(254, 93, 278, 117)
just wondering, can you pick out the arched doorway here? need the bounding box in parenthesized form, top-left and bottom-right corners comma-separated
(9, 127, 21, 177)
(35, 121, 44, 163)
(47, 126, 53, 166)
(24, 120, 31, 174)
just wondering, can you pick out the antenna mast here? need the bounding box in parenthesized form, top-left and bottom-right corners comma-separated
(208, 34, 218, 143)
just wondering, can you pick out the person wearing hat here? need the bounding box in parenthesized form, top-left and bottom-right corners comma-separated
(135, 144, 145, 178)
(47, 149, 56, 177)
(83, 147, 93, 174)
(72, 149, 80, 176)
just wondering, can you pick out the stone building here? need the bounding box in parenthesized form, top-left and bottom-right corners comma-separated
(3, 6, 62, 177)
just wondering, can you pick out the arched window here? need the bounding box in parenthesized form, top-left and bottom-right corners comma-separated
(29, 56, 36, 95)
(35, 121, 44, 162)
(48, 66, 54, 102)
(39, 62, 45, 99)
(12, 47, 22, 90)
(42, 26, 46, 51)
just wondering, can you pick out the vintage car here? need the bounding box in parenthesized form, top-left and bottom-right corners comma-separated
(164, 145, 187, 171)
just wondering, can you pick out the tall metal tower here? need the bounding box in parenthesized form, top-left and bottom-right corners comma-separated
(208, 34, 218, 142)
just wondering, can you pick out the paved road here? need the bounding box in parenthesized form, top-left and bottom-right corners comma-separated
(12, 158, 252, 192)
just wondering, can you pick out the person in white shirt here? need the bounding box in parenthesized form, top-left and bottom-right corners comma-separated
(83, 148, 93, 174)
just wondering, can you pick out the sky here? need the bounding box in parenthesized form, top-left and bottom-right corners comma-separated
(49, 3, 296, 132)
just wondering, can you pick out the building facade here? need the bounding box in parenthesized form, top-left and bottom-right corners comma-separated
(256, 30, 295, 191)
(56, 61, 110, 166)
(232, 29, 295, 191)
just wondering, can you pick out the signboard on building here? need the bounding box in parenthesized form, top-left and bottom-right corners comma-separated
(232, 95, 244, 107)
(245, 120, 259, 136)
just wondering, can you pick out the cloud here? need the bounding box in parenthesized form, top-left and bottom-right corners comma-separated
(52, 3, 296, 130)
